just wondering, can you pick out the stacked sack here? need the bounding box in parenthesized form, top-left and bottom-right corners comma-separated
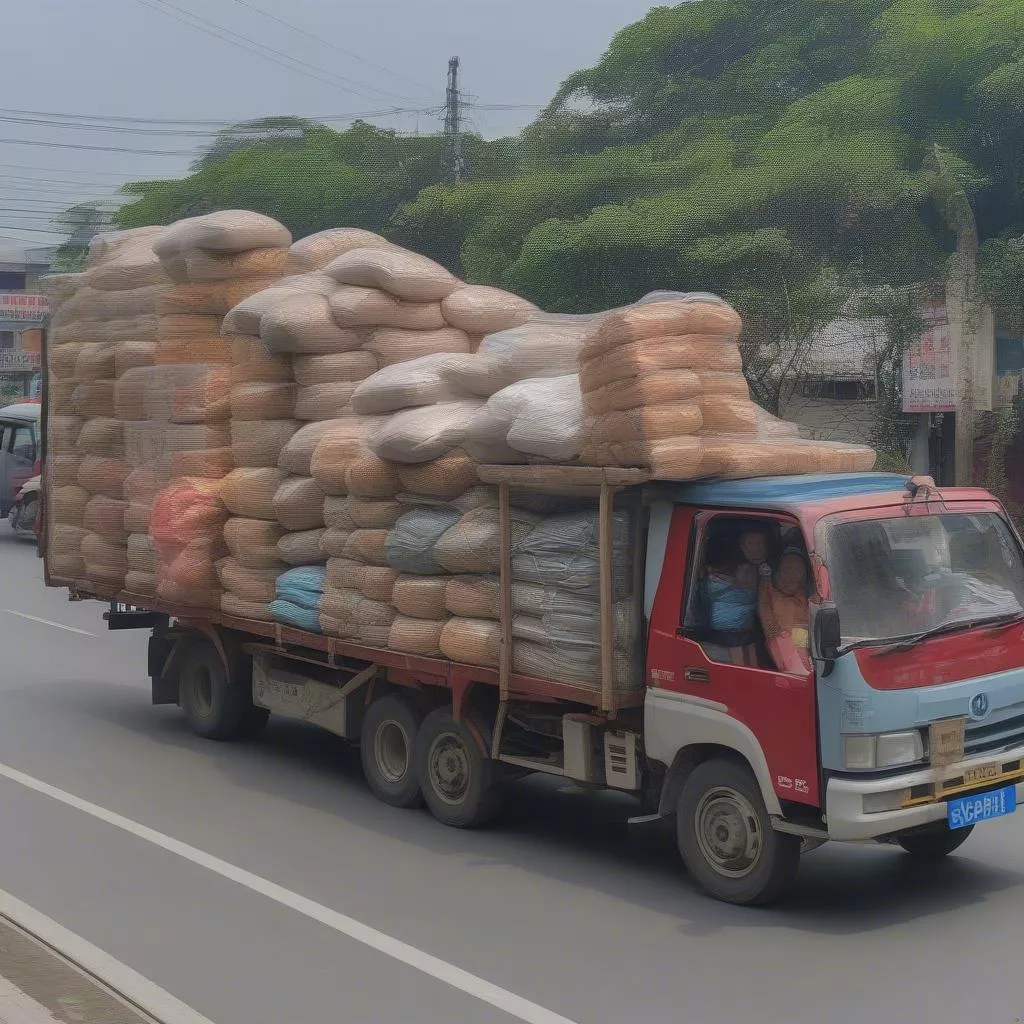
(54, 228, 168, 592)
(38, 270, 92, 581)
(146, 211, 291, 609)
(577, 292, 876, 478)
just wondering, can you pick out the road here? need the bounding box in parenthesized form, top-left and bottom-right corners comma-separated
(0, 533, 1022, 1024)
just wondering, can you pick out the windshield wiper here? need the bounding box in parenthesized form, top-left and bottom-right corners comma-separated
(876, 610, 1024, 654)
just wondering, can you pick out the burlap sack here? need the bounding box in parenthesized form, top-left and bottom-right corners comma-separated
(585, 298, 742, 354)
(230, 382, 297, 421)
(216, 558, 283, 604)
(231, 419, 300, 469)
(77, 456, 130, 499)
(445, 575, 500, 619)
(345, 454, 402, 498)
(261, 293, 364, 356)
(220, 468, 283, 519)
(170, 367, 232, 425)
(285, 227, 392, 274)
(154, 338, 234, 366)
(349, 353, 460, 415)
(310, 431, 368, 494)
(158, 279, 279, 316)
(434, 507, 538, 575)
(185, 246, 288, 282)
(75, 343, 117, 381)
(221, 274, 337, 337)
(159, 314, 223, 340)
(50, 525, 88, 559)
(698, 397, 760, 434)
(582, 369, 703, 415)
(363, 327, 470, 368)
(293, 351, 378, 386)
(72, 381, 116, 419)
(326, 557, 365, 590)
(82, 532, 128, 570)
(114, 340, 158, 377)
(77, 419, 124, 458)
(318, 528, 352, 558)
(50, 454, 82, 488)
(49, 343, 86, 378)
(346, 498, 404, 529)
(579, 338, 743, 392)
(126, 533, 158, 574)
(154, 211, 291, 258)
(124, 570, 157, 597)
(396, 450, 478, 499)
(50, 416, 84, 450)
(277, 420, 346, 475)
(323, 246, 459, 302)
(277, 529, 327, 566)
(588, 403, 704, 444)
(230, 337, 293, 384)
(388, 615, 447, 656)
(221, 592, 275, 621)
(125, 500, 152, 534)
(360, 566, 399, 602)
(294, 383, 358, 421)
(584, 435, 703, 475)
(170, 447, 234, 480)
(370, 401, 481, 464)
(343, 529, 390, 566)
(392, 575, 448, 619)
(328, 286, 446, 331)
(441, 285, 535, 335)
(323, 496, 358, 530)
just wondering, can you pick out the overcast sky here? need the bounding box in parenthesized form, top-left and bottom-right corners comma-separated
(2, 0, 659, 242)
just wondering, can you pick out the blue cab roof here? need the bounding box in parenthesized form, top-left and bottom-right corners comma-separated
(661, 473, 909, 510)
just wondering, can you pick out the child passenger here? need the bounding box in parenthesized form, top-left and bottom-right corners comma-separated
(760, 548, 813, 675)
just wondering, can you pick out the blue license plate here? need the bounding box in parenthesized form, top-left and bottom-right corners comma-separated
(947, 785, 1017, 829)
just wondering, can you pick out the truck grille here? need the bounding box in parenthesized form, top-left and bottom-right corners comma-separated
(965, 705, 1024, 757)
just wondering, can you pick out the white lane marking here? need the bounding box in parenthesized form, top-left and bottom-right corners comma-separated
(3, 610, 96, 637)
(0, 763, 580, 1024)
(0, 887, 212, 1024)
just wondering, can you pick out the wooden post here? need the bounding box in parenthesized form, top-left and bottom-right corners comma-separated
(498, 481, 512, 702)
(599, 480, 614, 712)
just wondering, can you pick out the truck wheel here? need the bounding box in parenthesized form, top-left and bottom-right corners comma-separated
(361, 694, 424, 808)
(178, 638, 254, 741)
(413, 708, 502, 828)
(897, 823, 974, 858)
(676, 758, 800, 905)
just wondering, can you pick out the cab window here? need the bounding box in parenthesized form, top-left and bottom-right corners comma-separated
(8, 424, 35, 464)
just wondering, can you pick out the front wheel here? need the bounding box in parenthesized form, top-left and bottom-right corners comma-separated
(178, 637, 264, 740)
(676, 758, 800, 905)
(897, 822, 974, 859)
(413, 708, 502, 828)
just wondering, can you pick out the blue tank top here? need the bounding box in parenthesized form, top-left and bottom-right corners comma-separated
(705, 575, 757, 633)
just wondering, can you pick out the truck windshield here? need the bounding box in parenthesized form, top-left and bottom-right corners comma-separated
(825, 513, 1024, 646)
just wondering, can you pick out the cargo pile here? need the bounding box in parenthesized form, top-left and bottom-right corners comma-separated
(43, 211, 876, 693)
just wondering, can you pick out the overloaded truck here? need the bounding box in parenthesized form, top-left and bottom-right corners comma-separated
(38, 215, 1024, 904)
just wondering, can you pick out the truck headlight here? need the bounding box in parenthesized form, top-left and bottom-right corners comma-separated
(843, 731, 924, 770)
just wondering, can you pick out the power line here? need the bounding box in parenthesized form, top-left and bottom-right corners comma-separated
(0, 137, 196, 156)
(224, 0, 437, 95)
(0, 163, 150, 178)
(129, 0, 414, 103)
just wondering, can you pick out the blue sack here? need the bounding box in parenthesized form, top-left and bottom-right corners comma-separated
(270, 599, 322, 633)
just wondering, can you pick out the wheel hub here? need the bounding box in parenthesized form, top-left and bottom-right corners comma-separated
(375, 721, 410, 784)
(695, 786, 762, 878)
(428, 733, 470, 805)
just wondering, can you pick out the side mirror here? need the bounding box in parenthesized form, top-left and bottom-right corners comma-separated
(813, 604, 842, 664)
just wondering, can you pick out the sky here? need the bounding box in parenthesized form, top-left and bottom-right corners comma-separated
(1, 0, 661, 243)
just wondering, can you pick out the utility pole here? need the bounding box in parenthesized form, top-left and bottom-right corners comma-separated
(443, 56, 465, 183)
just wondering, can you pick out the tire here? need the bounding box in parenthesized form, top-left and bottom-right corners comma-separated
(413, 707, 503, 828)
(178, 637, 254, 741)
(360, 693, 424, 808)
(676, 757, 801, 906)
(18, 498, 37, 535)
(897, 822, 974, 859)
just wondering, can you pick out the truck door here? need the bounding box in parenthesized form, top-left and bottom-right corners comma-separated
(648, 507, 821, 809)
(7, 421, 36, 510)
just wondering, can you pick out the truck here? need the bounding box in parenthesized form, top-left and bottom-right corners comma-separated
(41, 450, 1024, 905)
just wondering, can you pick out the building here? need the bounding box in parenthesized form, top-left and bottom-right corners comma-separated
(0, 236, 56, 401)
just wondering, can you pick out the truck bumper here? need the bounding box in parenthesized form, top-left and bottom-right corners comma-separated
(826, 754, 1024, 842)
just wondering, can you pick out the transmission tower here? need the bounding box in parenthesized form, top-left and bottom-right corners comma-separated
(443, 56, 466, 183)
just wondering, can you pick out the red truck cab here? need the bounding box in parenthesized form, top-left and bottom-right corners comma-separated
(641, 473, 1024, 902)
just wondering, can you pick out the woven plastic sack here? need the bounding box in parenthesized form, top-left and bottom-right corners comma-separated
(230, 337, 293, 384)
(344, 529, 390, 567)
(217, 558, 282, 603)
(388, 615, 447, 656)
(114, 340, 157, 377)
(278, 420, 353, 477)
(50, 454, 82, 488)
(83, 496, 128, 540)
(221, 273, 337, 337)
(150, 478, 225, 549)
(269, 600, 322, 633)
(220, 468, 282, 520)
(170, 368, 232, 425)
(363, 327, 470, 369)
(159, 314, 223, 340)
(354, 597, 396, 645)
(345, 454, 402, 498)
(346, 498, 403, 529)
(83, 563, 127, 591)
(293, 351, 378, 386)
(273, 476, 326, 531)
(392, 575, 448, 619)
(444, 314, 594, 398)
(224, 517, 285, 569)
(286, 228, 392, 274)
(77, 456, 130, 498)
(322, 496, 357, 531)
(221, 592, 274, 621)
(51, 416, 84, 450)
(158, 576, 221, 610)
(75, 344, 117, 381)
(440, 617, 501, 668)
(329, 286, 446, 331)
(154, 338, 234, 366)
(231, 419, 300, 469)
(445, 575, 500, 619)
(396, 450, 479, 499)
(50, 380, 77, 412)
(185, 246, 288, 282)
(318, 529, 352, 558)
(276, 566, 326, 610)
(624, 436, 715, 477)
(50, 553, 86, 579)
(325, 557, 363, 590)
(277, 529, 326, 566)
(698, 397, 759, 435)
(385, 507, 461, 575)
(323, 247, 459, 302)
(49, 341, 86, 378)
(585, 296, 741, 355)
(154, 211, 291, 259)
(495, 376, 585, 462)
(170, 447, 234, 480)
(125, 570, 157, 597)
(125, 501, 152, 534)
(162, 423, 231, 455)
(50, 525, 88, 559)
(294, 383, 358, 421)
(261, 293, 364, 356)
(441, 285, 535, 335)
(319, 587, 360, 637)
(434, 506, 539, 574)
(370, 401, 481, 464)
(350, 353, 462, 415)
(579, 339, 743, 393)
(126, 534, 158, 574)
(231, 382, 296, 421)
(123, 466, 162, 501)
(82, 532, 128, 570)
(589, 403, 704, 444)
(310, 433, 369, 494)
(360, 566, 399, 601)
(158, 279, 278, 317)
(582, 370, 704, 416)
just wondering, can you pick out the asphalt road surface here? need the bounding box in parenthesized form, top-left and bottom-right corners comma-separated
(0, 532, 1022, 1024)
